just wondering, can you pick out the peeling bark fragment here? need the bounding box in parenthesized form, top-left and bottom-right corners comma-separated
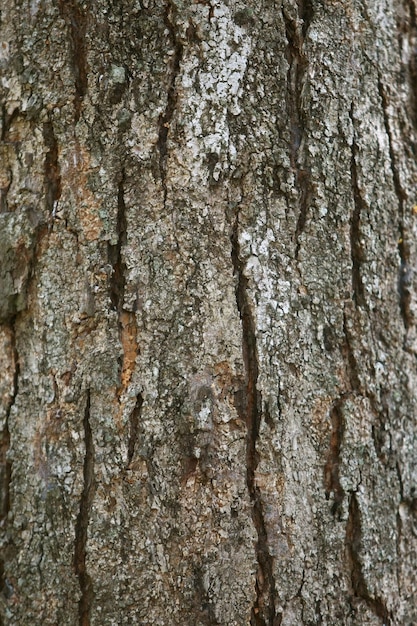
(74, 390, 95, 626)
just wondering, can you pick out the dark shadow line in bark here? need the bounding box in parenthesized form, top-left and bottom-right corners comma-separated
(74, 390, 95, 626)
(342, 312, 361, 393)
(230, 214, 277, 626)
(406, 0, 417, 129)
(58, 0, 88, 122)
(348, 104, 366, 308)
(0, 321, 19, 596)
(43, 114, 62, 221)
(324, 398, 345, 518)
(377, 78, 411, 334)
(345, 492, 391, 624)
(108, 170, 127, 313)
(127, 393, 143, 466)
(157, 1, 183, 206)
(281, 6, 311, 260)
(107, 172, 139, 401)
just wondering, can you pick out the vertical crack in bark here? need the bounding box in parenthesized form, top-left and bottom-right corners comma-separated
(230, 215, 277, 626)
(324, 398, 345, 517)
(74, 390, 95, 626)
(108, 172, 138, 400)
(58, 0, 88, 122)
(282, 4, 312, 259)
(108, 171, 127, 314)
(127, 393, 143, 467)
(348, 105, 366, 308)
(297, 0, 314, 37)
(342, 312, 361, 394)
(0, 106, 15, 213)
(345, 492, 391, 624)
(43, 114, 62, 221)
(406, 0, 417, 128)
(377, 78, 411, 332)
(0, 323, 19, 595)
(158, 2, 183, 206)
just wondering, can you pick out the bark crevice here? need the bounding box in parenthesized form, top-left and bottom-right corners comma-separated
(345, 492, 391, 624)
(108, 172, 138, 399)
(0, 323, 19, 596)
(108, 171, 127, 314)
(74, 390, 95, 626)
(406, 0, 417, 129)
(58, 0, 88, 122)
(324, 397, 346, 517)
(230, 215, 277, 626)
(43, 115, 62, 222)
(342, 312, 361, 394)
(377, 78, 412, 333)
(282, 4, 311, 259)
(158, 1, 184, 206)
(349, 105, 366, 309)
(127, 393, 143, 467)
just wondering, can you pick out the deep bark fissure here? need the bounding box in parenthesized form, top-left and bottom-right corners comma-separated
(282, 5, 312, 259)
(127, 393, 143, 467)
(108, 173, 139, 402)
(0, 323, 19, 595)
(406, 0, 417, 128)
(1, 107, 23, 213)
(377, 78, 412, 332)
(158, 1, 183, 206)
(108, 171, 127, 314)
(324, 398, 346, 517)
(342, 312, 361, 394)
(43, 115, 62, 221)
(297, 0, 314, 37)
(230, 215, 277, 626)
(74, 390, 95, 626)
(345, 492, 391, 624)
(58, 0, 88, 122)
(0, 105, 15, 212)
(349, 106, 366, 308)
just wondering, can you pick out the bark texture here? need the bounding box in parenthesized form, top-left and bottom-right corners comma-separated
(1, 1, 417, 624)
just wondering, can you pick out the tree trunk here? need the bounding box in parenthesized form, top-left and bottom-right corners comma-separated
(1, 1, 417, 624)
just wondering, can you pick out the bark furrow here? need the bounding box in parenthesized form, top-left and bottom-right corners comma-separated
(282, 5, 311, 260)
(0, 324, 19, 597)
(58, 0, 88, 121)
(158, 1, 184, 203)
(345, 492, 391, 624)
(231, 215, 277, 626)
(377, 78, 412, 333)
(74, 390, 95, 626)
(349, 106, 366, 309)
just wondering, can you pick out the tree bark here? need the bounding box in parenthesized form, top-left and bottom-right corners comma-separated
(1, 1, 417, 624)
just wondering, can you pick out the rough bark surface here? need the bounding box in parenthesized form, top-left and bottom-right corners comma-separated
(1, 1, 417, 624)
